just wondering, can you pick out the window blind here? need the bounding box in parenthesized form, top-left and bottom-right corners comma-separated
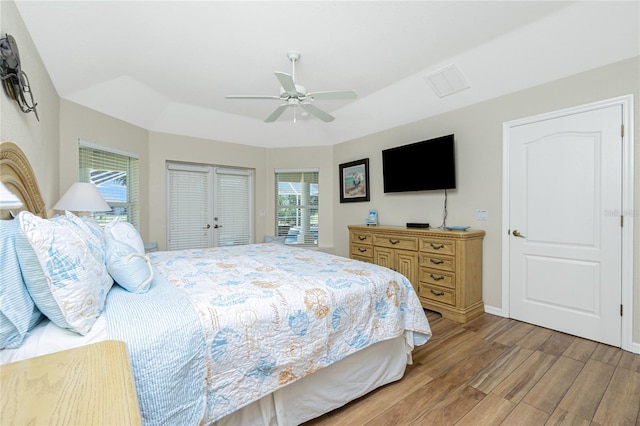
(78, 142, 139, 229)
(216, 168, 253, 246)
(167, 164, 211, 250)
(275, 170, 319, 246)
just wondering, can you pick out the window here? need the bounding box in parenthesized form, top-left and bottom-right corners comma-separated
(275, 170, 318, 246)
(79, 141, 139, 229)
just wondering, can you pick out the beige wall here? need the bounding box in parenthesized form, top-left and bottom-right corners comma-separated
(147, 132, 269, 249)
(58, 100, 149, 237)
(334, 56, 640, 342)
(0, 0, 60, 209)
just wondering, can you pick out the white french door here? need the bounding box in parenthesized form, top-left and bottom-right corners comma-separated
(167, 163, 253, 250)
(213, 167, 254, 246)
(505, 100, 630, 347)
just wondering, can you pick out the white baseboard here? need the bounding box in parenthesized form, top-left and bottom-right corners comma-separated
(483, 305, 640, 354)
(483, 305, 505, 317)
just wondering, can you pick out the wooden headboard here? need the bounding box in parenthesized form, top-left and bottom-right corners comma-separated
(0, 142, 46, 219)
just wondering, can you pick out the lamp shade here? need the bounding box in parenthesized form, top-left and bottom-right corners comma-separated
(53, 182, 111, 212)
(0, 181, 23, 209)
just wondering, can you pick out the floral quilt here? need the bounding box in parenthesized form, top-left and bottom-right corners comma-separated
(149, 243, 431, 423)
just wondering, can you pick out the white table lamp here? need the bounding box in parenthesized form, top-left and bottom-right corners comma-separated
(0, 181, 23, 209)
(53, 182, 111, 212)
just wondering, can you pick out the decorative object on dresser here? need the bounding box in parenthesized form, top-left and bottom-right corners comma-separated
(349, 225, 485, 323)
(339, 158, 370, 203)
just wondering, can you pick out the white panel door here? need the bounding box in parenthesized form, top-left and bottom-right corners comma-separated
(213, 167, 254, 246)
(167, 163, 213, 250)
(509, 104, 622, 346)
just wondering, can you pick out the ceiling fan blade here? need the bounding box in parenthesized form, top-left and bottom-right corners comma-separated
(226, 95, 281, 100)
(300, 103, 335, 122)
(308, 90, 358, 100)
(265, 104, 289, 123)
(275, 72, 297, 94)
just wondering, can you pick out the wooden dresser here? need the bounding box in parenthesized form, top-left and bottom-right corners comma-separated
(349, 225, 485, 323)
(0, 340, 142, 425)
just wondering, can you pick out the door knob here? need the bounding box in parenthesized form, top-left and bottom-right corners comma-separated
(512, 229, 525, 238)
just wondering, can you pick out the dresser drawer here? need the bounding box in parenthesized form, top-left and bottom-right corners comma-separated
(420, 283, 456, 306)
(420, 268, 455, 289)
(351, 254, 373, 264)
(420, 238, 456, 256)
(373, 234, 419, 251)
(420, 253, 455, 272)
(351, 244, 373, 258)
(350, 230, 372, 245)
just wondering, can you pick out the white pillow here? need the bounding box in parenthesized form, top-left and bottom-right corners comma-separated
(105, 237, 153, 293)
(104, 218, 145, 254)
(16, 211, 113, 335)
(264, 235, 286, 244)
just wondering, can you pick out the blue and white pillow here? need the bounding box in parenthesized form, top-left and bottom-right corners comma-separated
(104, 218, 145, 254)
(0, 219, 43, 349)
(15, 211, 113, 335)
(105, 237, 153, 293)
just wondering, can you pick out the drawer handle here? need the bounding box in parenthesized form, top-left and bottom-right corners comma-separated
(430, 274, 445, 281)
(389, 239, 400, 245)
(430, 289, 445, 296)
(358, 247, 367, 253)
(358, 235, 367, 241)
(430, 243, 445, 250)
(430, 258, 445, 265)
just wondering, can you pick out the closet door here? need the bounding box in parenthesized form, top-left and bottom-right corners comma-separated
(166, 163, 213, 250)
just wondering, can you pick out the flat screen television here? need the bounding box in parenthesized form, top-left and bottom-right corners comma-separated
(382, 134, 456, 193)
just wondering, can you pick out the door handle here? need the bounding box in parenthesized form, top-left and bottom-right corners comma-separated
(512, 229, 525, 238)
(203, 224, 211, 229)
(213, 224, 222, 229)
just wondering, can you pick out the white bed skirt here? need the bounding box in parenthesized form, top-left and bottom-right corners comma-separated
(1, 320, 413, 426)
(215, 334, 411, 426)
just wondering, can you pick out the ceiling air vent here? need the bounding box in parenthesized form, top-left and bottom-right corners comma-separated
(424, 64, 470, 98)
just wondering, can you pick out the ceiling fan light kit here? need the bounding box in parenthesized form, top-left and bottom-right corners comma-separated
(226, 51, 357, 123)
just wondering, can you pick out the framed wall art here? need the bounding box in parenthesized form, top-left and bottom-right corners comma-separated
(339, 158, 370, 203)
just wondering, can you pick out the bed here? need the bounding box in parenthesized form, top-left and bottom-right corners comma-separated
(0, 141, 432, 425)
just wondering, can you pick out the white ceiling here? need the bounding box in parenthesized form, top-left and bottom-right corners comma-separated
(15, 1, 640, 148)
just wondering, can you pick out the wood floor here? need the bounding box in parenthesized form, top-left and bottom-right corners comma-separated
(305, 311, 640, 425)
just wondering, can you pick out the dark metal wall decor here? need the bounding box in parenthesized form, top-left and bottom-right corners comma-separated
(0, 34, 39, 120)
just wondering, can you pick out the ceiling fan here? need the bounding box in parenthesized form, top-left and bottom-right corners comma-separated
(226, 51, 357, 123)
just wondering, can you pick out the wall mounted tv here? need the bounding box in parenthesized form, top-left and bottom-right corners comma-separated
(382, 134, 456, 193)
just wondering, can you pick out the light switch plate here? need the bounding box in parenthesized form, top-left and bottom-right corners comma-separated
(475, 209, 488, 221)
